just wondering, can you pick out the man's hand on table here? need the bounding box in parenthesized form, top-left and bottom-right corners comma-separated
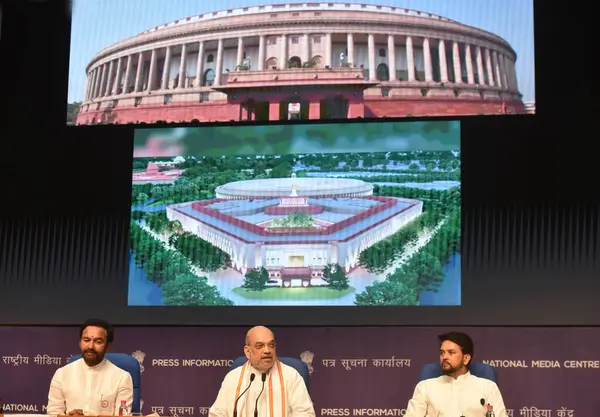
(68, 409, 84, 415)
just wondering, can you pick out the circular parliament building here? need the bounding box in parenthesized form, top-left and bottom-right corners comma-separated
(78, 2, 525, 124)
(166, 177, 423, 285)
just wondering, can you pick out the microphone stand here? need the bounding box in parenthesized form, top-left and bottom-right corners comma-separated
(253, 373, 267, 417)
(233, 373, 256, 417)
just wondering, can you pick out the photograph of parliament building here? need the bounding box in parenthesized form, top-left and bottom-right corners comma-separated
(76, 2, 526, 124)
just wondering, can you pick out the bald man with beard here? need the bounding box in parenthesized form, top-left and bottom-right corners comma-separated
(209, 326, 315, 417)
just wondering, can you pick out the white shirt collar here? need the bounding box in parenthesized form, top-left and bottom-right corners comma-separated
(441, 370, 472, 383)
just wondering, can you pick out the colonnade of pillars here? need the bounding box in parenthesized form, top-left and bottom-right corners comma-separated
(84, 32, 517, 101)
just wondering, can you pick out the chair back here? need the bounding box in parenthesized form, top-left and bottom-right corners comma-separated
(68, 353, 141, 413)
(418, 362, 498, 384)
(231, 356, 310, 392)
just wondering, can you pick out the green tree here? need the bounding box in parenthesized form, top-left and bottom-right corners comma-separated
(169, 232, 231, 271)
(405, 252, 445, 292)
(271, 161, 292, 178)
(145, 251, 189, 284)
(269, 211, 314, 228)
(322, 264, 349, 291)
(136, 193, 149, 205)
(243, 267, 269, 291)
(354, 280, 419, 305)
(162, 273, 234, 306)
(145, 211, 171, 233)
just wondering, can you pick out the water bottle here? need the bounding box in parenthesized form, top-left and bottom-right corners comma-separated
(119, 400, 129, 416)
(485, 404, 495, 417)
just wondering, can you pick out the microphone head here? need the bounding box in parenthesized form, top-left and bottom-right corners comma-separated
(261, 373, 267, 382)
(480, 398, 485, 406)
(250, 373, 256, 381)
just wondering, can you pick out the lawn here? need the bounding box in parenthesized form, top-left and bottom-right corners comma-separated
(232, 286, 355, 300)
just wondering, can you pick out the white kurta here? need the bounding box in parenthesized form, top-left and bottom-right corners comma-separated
(47, 357, 134, 416)
(209, 361, 315, 417)
(404, 372, 507, 417)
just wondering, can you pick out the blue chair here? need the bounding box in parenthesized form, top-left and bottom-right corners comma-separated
(232, 356, 310, 392)
(68, 353, 141, 413)
(419, 362, 498, 384)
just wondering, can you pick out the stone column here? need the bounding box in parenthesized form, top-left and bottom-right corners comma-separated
(195, 41, 205, 87)
(88, 70, 95, 99)
(438, 39, 448, 83)
(452, 41, 462, 83)
(500, 54, 509, 90)
(134, 52, 144, 92)
(301, 34, 310, 64)
(258, 36, 265, 70)
(178, 43, 187, 88)
(476, 46, 485, 84)
(300, 34, 309, 64)
(309, 101, 320, 119)
(465, 44, 474, 84)
(368, 34, 376, 81)
(112, 57, 123, 95)
(387, 34, 396, 81)
(147, 49, 157, 91)
(161, 46, 172, 90)
(492, 50, 502, 88)
(104, 60, 114, 96)
(423, 38, 433, 82)
(123, 55, 133, 94)
(99, 63, 108, 96)
(347, 33, 354, 66)
(90, 69, 97, 99)
(85, 72, 92, 100)
(325, 33, 332, 67)
(511, 59, 519, 92)
(93, 67, 102, 98)
(214, 38, 224, 85)
(406, 36, 415, 81)
(236, 37, 244, 67)
(84, 73, 90, 100)
(279, 35, 287, 68)
(485, 48, 495, 86)
(269, 101, 279, 120)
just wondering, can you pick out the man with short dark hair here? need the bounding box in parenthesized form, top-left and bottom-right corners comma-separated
(209, 325, 315, 417)
(46, 319, 133, 416)
(404, 332, 507, 417)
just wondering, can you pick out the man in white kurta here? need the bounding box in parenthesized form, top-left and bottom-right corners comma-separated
(209, 326, 315, 417)
(404, 371, 506, 416)
(46, 319, 133, 415)
(404, 332, 507, 417)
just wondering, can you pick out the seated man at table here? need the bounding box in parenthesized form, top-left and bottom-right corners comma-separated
(46, 319, 133, 416)
(404, 332, 507, 417)
(209, 325, 315, 417)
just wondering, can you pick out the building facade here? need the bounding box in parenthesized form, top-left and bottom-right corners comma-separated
(77, 3, 525, 124)
(165, 177, 424, 286)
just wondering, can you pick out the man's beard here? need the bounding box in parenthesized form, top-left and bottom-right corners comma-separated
(440, 361, 458, 375)
(82, 349, 105, 366)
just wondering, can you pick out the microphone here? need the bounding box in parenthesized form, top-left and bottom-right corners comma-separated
(233, 373, 256, 417)
(253, 373, 267, 417)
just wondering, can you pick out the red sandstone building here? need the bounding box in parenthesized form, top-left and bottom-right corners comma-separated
(77, 2, 525, 125)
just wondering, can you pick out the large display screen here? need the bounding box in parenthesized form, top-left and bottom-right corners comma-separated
(67, 0, 535, 125)
(129, 120, 460, 306)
